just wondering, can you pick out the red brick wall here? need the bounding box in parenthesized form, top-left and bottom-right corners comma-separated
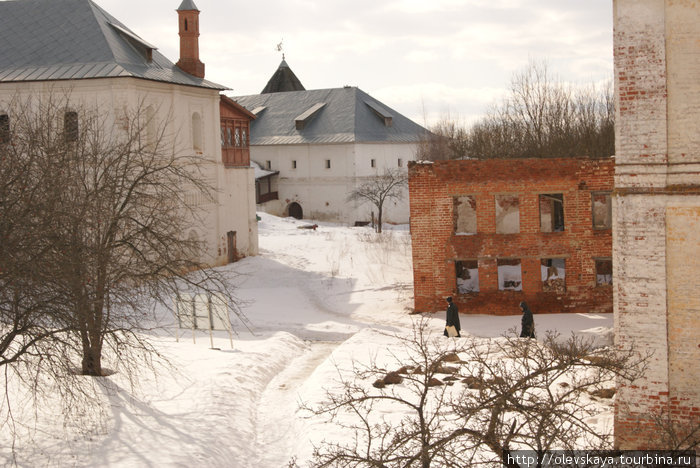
(409, 157, 614, 315)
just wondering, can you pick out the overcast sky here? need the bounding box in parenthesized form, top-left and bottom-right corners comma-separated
(96, 0, 613, 127)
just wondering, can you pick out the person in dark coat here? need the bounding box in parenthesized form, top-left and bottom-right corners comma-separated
(443, 296, 461, 337)
(519, 301, 535, 338)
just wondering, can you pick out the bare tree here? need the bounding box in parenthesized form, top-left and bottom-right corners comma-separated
(347, 169, 408, 233)
(417, 60, 614, 161)
(304, 319, 647, 468)
(0, 92, 240, 380)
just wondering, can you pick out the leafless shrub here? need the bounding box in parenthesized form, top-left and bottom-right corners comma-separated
(303, 318, 647, 468)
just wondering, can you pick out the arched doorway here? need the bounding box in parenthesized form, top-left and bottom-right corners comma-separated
(288, 202, 303, 220)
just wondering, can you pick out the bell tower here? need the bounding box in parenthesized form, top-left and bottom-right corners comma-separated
(175, 0, 205, 78)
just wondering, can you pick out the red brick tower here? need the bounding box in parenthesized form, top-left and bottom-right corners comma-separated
(175, 0, 205, 78)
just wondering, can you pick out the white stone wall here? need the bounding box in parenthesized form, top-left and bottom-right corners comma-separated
(0, 77, 257, 265)
(613, 0, 700, 449)
(252, 141, 416, 224)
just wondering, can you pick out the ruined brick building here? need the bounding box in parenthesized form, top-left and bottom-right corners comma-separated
(408, 157, 614, 315)
(613, 0, 700, 449)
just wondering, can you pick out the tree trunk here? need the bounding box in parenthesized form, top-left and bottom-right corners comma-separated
(81, 342, 102, 376)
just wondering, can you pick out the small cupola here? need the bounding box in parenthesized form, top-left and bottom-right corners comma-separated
(175, 0, 205, 78)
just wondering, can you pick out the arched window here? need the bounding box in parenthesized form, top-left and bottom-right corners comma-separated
(0, 113, 9, 144)
(64, 110, 78, 142)
(145, 105, 156, 149)
(192, 112, 202, 151)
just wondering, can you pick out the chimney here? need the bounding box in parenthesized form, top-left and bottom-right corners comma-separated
(175, 0, 205, 78)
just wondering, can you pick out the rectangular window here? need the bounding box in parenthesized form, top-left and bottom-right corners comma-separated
(234, 128, 241, 147)
(495, 195, 519, 234)
(454, 195, 477, 234)
(220, 127, 225, 147)
(456, 260, 479, 293)
(371, 159, 376, 168)
(265, 160, 271, 170)
(592, 192, 612, 230)
(398, 158, 403, 167)
(292, 160, 297, 169)
(498, 258, 522, 291)
(325, 159, 331, 169)
(595, 258, 613, 285)
(540, 193, 565, 232)
(0, 114, 9, 144)
(226, 127, 232, 146)
(541, 258, 566, 292)
(64, 111, 78, 142)
(242, 128, 248, 148)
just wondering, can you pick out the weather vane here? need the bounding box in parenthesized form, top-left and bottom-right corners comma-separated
(276, 39, 284, 60)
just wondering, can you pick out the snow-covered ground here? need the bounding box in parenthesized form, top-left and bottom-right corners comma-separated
(0, 213, 614, 467)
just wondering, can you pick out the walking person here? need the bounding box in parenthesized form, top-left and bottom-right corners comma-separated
(519, 301, 535, 338)
(443, 296, 461, 337)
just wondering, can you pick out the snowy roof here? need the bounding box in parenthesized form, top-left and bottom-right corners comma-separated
(233, 87, 429, 145)
(0, 0, 225, 89)
(251, 161, 278, 180)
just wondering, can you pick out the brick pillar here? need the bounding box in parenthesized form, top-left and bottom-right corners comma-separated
(613, 0, 700, 449)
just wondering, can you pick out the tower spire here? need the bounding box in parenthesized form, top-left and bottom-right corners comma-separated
(175, 0, 205, 78)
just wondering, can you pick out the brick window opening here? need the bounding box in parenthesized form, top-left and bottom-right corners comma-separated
(540, 193, 565, 232)
(595, 258, 613, 285)
(0, 114, 9, 144)
(498, 258, 522, 291)
(592, 192, 612, 230)
(495, 195, 519, 234)
(456, 260, 479, 293)
(454, 195, 477, 234)
(64, 111, 78, 142)
(541, 258, 566, 292)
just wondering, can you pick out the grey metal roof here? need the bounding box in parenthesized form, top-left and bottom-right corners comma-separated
(232, 87, 429, 145)
(177, 0, 199, 11)
(0, 0, 225, 89)
(261, 59, 305, 94)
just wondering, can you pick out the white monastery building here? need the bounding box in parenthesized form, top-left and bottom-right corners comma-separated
(233, 60, 429, 225)
(0, 0, 258, 266)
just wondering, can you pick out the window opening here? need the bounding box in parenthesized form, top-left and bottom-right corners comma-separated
(592, 192, 612, 230)
(371, 159, 376, 168)
(292, 160, 297, 169)
(64, 111, 78, 142)
(495, 195, 519, 234)
(456, 260, 479, 293)
(234, 128, 241, 147)
(539, 193, 564, 232)
(541, 258, 566, 292)
(0, 114, 8, 143)
(398, 158, 403, 167)
(595, 258, 613, 285)
(265, 160, 271, 170)
(454, 196, 477, 234)
(325, 159, 331, 169)
(498, 258, 522, 291)
(191, 112, 202, 151)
